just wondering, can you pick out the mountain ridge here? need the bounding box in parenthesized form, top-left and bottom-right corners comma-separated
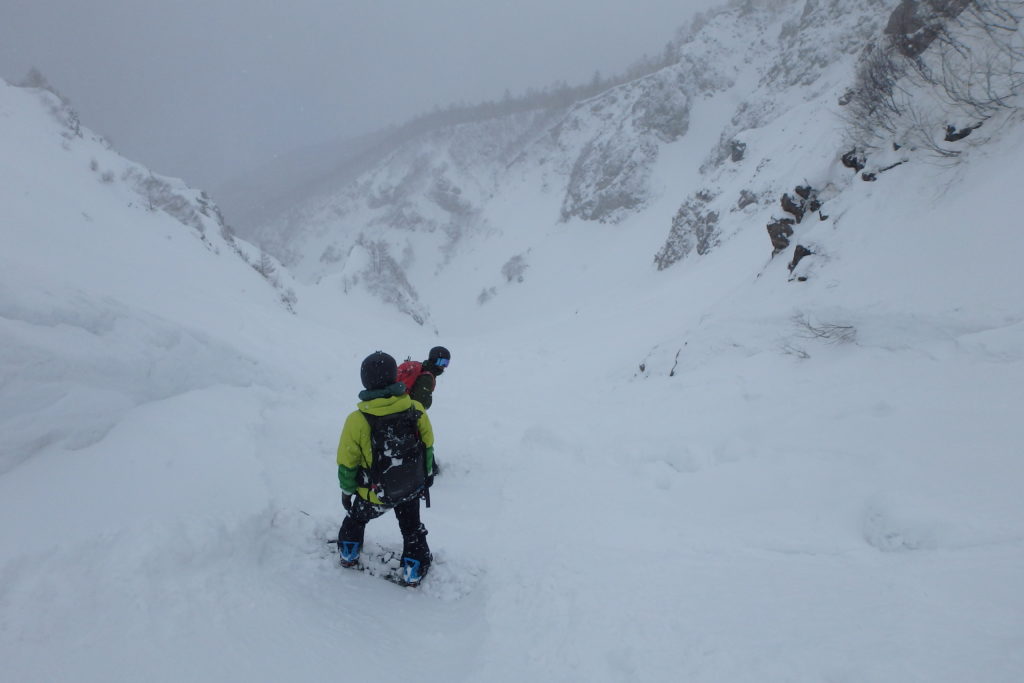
(229, 0, 899, 327)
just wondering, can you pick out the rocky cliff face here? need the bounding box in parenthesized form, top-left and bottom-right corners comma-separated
(648, 0, 892, 270)
(244, 0, 1022, 324)
(554, 66, 706, 224)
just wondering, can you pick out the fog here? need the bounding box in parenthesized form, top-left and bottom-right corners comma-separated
(0, 0, 720, 192)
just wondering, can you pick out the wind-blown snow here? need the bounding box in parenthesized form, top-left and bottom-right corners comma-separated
(3, 2, 1024, 681)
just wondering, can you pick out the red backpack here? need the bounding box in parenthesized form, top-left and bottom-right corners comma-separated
(397, 360, 434, 395)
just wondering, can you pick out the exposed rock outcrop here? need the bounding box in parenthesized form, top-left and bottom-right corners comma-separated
(767, 218, 796, 254)
(766, 184, 824, 254)
(884, 0, 973, 58)
(654, 190, 721, 270)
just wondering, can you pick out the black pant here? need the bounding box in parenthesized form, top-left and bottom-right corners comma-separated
(338, 495, 431, 568)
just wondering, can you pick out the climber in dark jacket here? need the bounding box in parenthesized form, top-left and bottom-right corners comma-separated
(407, 346, 451, 410)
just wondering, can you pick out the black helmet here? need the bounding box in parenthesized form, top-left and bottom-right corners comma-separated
(360, 351, 397, 390)
(426, 346, 451, 374)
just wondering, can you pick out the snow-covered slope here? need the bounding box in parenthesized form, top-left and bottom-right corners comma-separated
(0, 79, 309, 476)
(3, 1, 1024, 681)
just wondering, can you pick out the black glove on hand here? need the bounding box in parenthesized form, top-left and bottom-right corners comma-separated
(425, 474, 434, 489)
(342, 493, 353, 512)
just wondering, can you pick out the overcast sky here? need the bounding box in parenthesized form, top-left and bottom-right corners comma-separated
(1, 0, 721, 191)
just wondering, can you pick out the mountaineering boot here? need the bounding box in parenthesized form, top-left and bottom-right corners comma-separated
(401, 557, 427, 586)
(339, 541, 361, 568)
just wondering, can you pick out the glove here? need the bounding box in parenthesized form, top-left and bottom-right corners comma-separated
(425, 474, 434, 489)
(342, 493, 353, 512)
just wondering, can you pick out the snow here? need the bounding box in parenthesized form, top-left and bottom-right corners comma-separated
(3, 12, 1024, 683)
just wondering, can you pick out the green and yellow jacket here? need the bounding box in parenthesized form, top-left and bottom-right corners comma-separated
(336, 382, 435, 505)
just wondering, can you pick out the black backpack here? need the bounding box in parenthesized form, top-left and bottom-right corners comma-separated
(359, 408, 427, 506)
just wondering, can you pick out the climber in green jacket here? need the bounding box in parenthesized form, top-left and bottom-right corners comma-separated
(336, 351, 435, 585)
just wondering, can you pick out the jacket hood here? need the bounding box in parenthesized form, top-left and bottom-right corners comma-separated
(357, 382, 407, 403)
(357, 389, 416, 416)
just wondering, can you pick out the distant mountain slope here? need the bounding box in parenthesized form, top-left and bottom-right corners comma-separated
(230, 0, 1021, 336)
